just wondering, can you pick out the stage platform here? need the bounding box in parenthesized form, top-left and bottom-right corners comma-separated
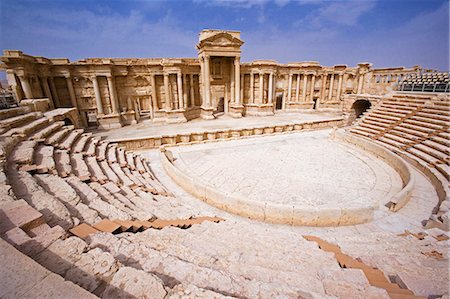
(93, 111, 344, 150)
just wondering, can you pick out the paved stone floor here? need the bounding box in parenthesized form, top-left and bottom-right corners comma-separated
(94, 111, 341, 141)
(130, 136, 448, 297)
(170, 129, 402, 210)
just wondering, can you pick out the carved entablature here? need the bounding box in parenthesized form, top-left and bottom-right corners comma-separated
(197, 30, 244, 57)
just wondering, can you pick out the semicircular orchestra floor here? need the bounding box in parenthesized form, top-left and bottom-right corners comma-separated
(168, 129, 402, 220)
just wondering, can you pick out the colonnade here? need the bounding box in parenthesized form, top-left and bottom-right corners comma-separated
(246, 71, 275, 104)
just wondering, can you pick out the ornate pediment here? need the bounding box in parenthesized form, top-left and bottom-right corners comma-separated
(197, 32, 244, 50)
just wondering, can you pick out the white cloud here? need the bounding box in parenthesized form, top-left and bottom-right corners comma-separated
(302, 0, 377, 28)
(0, 2, 198, 60)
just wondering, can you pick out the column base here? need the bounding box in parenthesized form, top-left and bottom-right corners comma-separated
(166, 109, 187, 124)
(228, 103, 244, 118)
(98, 114, 123, 130)
(121, 110, 137, 126)
(244, 103, 275, 116)
(200, 106, 215, 120)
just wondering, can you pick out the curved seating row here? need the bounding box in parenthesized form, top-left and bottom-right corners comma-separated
(0, 106, 222, 297)
(350, 94, 449, 230)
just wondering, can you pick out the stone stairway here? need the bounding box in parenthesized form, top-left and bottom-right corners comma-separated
(349, 94, 450, 231)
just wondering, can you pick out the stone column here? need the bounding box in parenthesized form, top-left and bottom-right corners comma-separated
(302, 74, 308, 102)
(106, 75, 119, 114)
(295, 74, 300, 102)
(357, 73, 364, 93)
(203, 56, 211, 107)
(234, 57, 241, 104)
(309, 74, 315, 102)
(250, 72, 254, 104)
(92, 75, 103, 115)
(240, 74, 244, 103)
(287, 74, 293, 104)
(189, 74, 195, 108)
(336, 74, 343, 101)
(150, 74, 158, 112)
(164, 73, 171, 110)
(268, 72, 273, 104)
(230, 61, 235, 104)
(40, 76, 54, 109)
(177, 72, 183, 110)
(259, 72, 264, 104)
(19, 75, 33, 99)
(328, 74, 334, 101)
(183, 74, 188, 109)
(320, 74, 327, 101)
(48, 77, 60, 107)
(65, 75, 78, 109)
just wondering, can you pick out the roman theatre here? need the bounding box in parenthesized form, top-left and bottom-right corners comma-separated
(0, 30, 449, 298)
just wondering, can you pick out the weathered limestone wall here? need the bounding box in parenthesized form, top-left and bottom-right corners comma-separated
(1, 31, 420, 129)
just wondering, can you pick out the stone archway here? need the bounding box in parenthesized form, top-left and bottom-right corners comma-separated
(352, 100, 372, 119)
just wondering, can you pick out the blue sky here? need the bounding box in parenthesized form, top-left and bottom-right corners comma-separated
(0, 0, 448, 75)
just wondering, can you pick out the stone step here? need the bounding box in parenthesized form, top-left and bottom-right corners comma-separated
(11, 140, 37, 166)
(422, 107, 450, 117)
(58, 129, 83, 151)
(372, 109, 407, 119)
(0, 199, 46, 235)
(135, 157, 146, 174)
(85, 137, 100, 157)
(34, 144, 55, 174)
(430, 135, 450, 147)
(29, 121, 64, 141)
(54, 150, 72, 177)
(383, 133, 411, 146)
(73, 133, 92, 154)
(142, 172, 169, 196)
(106, 145, 118, 164)
(0, 238, 98, 299)
(349, 128, 374, 138)
(378, 105, 414, 114)
(358, 122, 385, 133)
(85, 156, 108, 183)
(352, 126, 378, 135)
(406, 147, 440, 165)
(411, 115, 448, 129)
(126, 152, 137, 171)
(396, 125, 429, 137)
(422, 139, 449, 155)
(122, 167, 144, 188)
(89, 182, 131, 215)
(413, 143, 448, 162)
(99, 160, 120, 184)
(4, 117, 50, 137)
(378, 137, 404, 149)
(362, 118, 390, 128)
(370, 112, 402, 121)
(435, 163, 450, 180)
(96, 141, 109, 161)
(45, 126, 73, 146)
(117, 148, 127, 167)
(65, 176, 131, 220)
(0, 107, 27, 121)
(110, 163, 135, 187)
(416, 109, 450, 123)
(389, 129, 420, 143)
(0, 112, 41, 133)
(71, 153, 90, 181)
(404, 118, 443, 131)
(365, 115, 396, 125)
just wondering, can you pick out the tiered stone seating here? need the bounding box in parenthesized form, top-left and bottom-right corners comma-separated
(399, 72, 450, 93)
(0, 105, 224, 297)
(350, 94, 450, 230)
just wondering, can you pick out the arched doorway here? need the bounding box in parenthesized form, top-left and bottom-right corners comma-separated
(63, 117, 73, 126)
(352, 100, 371, 119)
